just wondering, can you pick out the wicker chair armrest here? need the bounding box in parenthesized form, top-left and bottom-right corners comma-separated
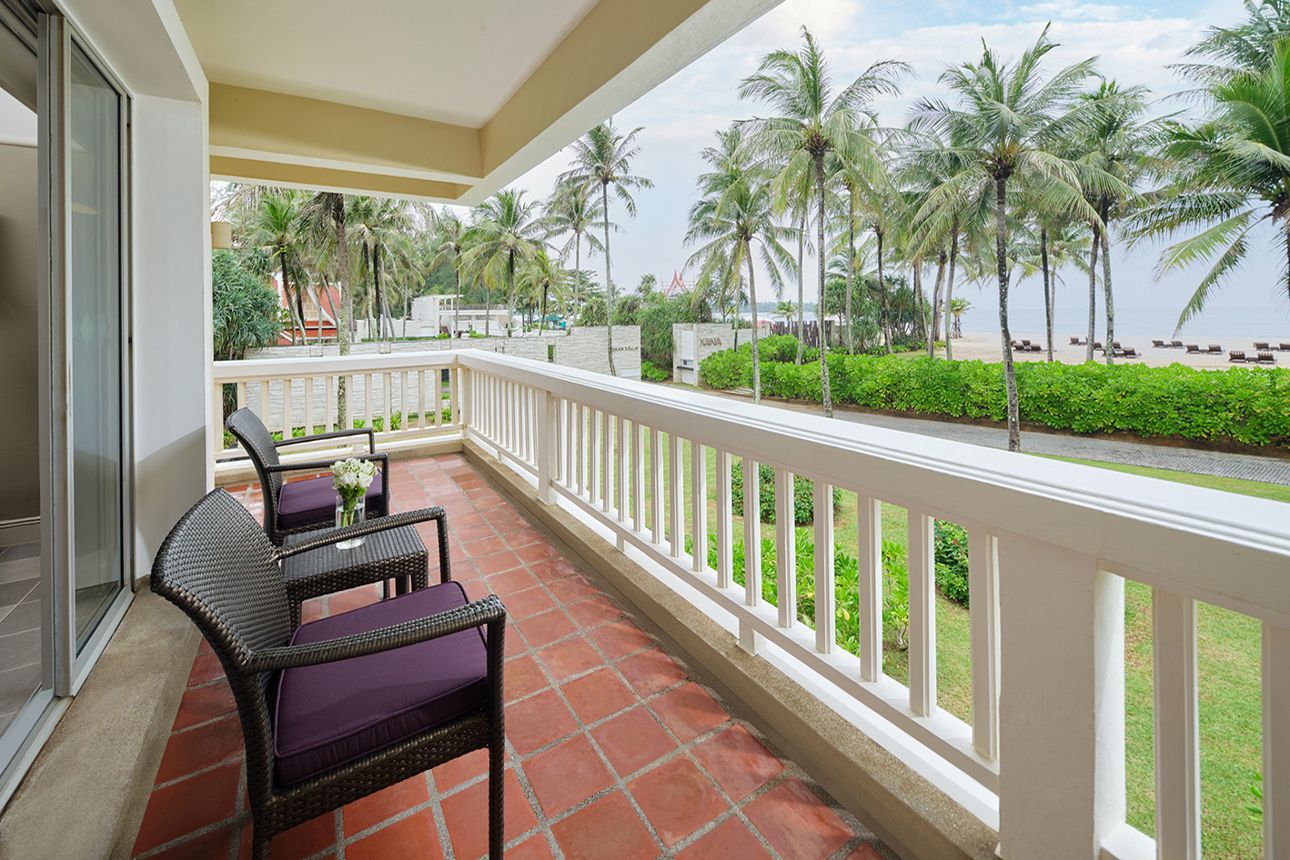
(248, 594, 505, 672)
(264, 452, 389, 476)
(275, 427, 376, 453)
(272, 507, 447, 560)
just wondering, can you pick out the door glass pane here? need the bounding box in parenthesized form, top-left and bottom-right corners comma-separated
(68, 43, 122, 651)
(0, 17, 43, 729)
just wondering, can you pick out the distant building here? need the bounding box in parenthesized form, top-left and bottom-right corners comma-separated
(273, 274, 342, 344)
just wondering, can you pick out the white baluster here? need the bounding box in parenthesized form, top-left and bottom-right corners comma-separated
(536, 391, 556, 504)
(858, 495, 883, 683)
(632, 421, 645, 533)
(575, 404, 586, 498)
(691, 439, 706, 573)
(814, 481, 835, 653)
(1152, 589, 1200, 860)
(715, 449, 732, 589)
(908, 511, 936, 716)
(668, 434, 684, 558)
(325, 376, 335, 432)
(1265, 621, 1290, 859)
(740, 457, 762, 654)
(968, 529, 1000, 761)
(616, 416, 628, 521)
(601, 412, 611, 513)
(304, 375, 315, 435)
(650, 428, 664, 545)
(774, 468, 796, 629)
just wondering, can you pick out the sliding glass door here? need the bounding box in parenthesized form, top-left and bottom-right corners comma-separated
(67, 37, 125, 652)
(0, 2, 131, 808)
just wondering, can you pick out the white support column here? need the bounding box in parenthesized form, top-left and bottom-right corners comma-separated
(997, 533, 1124, 860)
(563, 400, 574, 487)
(616, 416, 628, 521)
(968, 529, 1001, 762)
(740, 457, 762, 655)
(691, 439, 706, 573)
(1265, 621, 1290, 859)
(536, 392, 557, 505)
(715, 449, 733, 589)
(774, 468, 796, 629)
(908, 511, 936, 716)
(575, 404, 586, 498)
(1152, 588, 1200, 860)
(814, 482, 835, 653)
(858, 495, 883, 683)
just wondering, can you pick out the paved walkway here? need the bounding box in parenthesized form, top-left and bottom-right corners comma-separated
(704, 391, 1290, 487)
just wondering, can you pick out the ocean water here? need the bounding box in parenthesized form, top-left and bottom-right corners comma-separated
(960, 304, 1290, 343)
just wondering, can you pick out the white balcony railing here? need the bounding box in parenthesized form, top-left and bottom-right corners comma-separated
(212, 349, 1290, 860)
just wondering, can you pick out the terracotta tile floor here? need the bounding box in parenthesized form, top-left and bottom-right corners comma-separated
(132, 454, 893, 860)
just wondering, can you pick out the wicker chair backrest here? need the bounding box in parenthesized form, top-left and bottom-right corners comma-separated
(226, 408, 284, 500)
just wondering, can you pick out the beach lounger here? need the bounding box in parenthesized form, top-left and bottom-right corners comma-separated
(1122, 347, 1140, 358)
(1207, 345, 1223, 354)
(1170, 340, 1184, 349)
(1093, 341, 1103, 352)
(1257, 351, 1277, 365)
(1069, 336, 1082, 346)
(1185, 344, 1200, 353)
(1229, 350, 1247, 363)
(1280, 342, 1290, 351)
(1255, 341, 1271, 351)
(1152, 339, 1166, 348)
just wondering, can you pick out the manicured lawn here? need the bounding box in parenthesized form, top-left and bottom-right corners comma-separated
(598, 422, 1270, 857)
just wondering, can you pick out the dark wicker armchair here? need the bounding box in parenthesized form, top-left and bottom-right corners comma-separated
(226, 407, 391, 544)
(152, 490, 506, 859)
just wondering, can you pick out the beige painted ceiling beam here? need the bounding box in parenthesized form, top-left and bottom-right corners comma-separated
(210, 155, 469, 201)
(209, 83, 483, 187)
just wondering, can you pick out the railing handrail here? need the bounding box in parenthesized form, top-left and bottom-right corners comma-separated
(457, 350, 1290, 624)
(213, 350, 458, 382)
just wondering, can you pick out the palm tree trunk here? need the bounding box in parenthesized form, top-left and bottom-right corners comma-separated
(507, 249, 515, 338)
(602, 183, 617, 376)
(540, 284, 549, 332)
(816, 157, 833, 419)
(452, 264, 460, 337)
(279, 256, 301, 344)
(484, 283, 492, 337)
(1085, 223, 1100, 362)
(796, 209, 806, 363)
(330, 195, 351, 426)
(945, 227, 958, 360)
(846, 189, 857, 355)
(747, 251, 761, 403)
(571, 231, 581, 336)
(995, 176, 1020, 452)
(374, 242, 387, 341)
(876, 229, 890, 354)
(1040, 227, 1053, 362)
(929, 255, 945, 358)
(912, 261, 924, 348)
(1100, 201, 1115, 366)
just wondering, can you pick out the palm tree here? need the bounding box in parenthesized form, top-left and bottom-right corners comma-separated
(247, 191, 307, 344)
(1133, 40, 1290, 329)
(348, 196, 415, 342)
(949, 297, 972, 338)
(298, 191, 354, 423)
(560, 122, 653, 374)
(427, 209, 468, 336)
(545, 180, 606, 285)
(1075, 82, 1154, 364)
(912, 27, 1113, 451)
(685, 125, 796, 402)
(739, 27, 906, 416)
(461, 189, 545, 336)
(775, 299, 797, 320)
(517, 247, 568, 331)
(1175, 0, 1290, 85)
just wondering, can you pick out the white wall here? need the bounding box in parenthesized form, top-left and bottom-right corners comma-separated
(130, 94, 210, 582)
(0, 90, 35, 145)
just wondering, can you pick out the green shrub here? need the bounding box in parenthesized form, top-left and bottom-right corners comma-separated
(703, 529, 910, 653)
(934, 521, 970, 607)
(640, 359, 670, 382)
(699, 349, 1290, 447)
(730, 462, 840, 525)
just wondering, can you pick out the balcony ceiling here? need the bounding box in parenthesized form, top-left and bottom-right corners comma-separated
(177, 0, 782, 203)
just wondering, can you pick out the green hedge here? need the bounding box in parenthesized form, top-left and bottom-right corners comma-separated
(699, 339, 1290, 447)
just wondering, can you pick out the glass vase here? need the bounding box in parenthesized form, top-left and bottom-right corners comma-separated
(335, 497, 365, 549)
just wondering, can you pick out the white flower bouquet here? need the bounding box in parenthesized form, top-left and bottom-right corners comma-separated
(332, 457, 378, 546)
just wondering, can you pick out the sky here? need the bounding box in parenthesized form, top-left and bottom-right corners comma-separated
(482, 0, 1290, 338)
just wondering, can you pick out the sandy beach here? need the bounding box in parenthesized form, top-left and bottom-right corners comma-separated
(948, 331, 1285, 369)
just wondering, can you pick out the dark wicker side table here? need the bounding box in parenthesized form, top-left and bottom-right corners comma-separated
(281, 524, 445, 627)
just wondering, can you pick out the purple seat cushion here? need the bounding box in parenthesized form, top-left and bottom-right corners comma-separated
(277, 470, 384, 529)
(273, 581, 488, 786)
